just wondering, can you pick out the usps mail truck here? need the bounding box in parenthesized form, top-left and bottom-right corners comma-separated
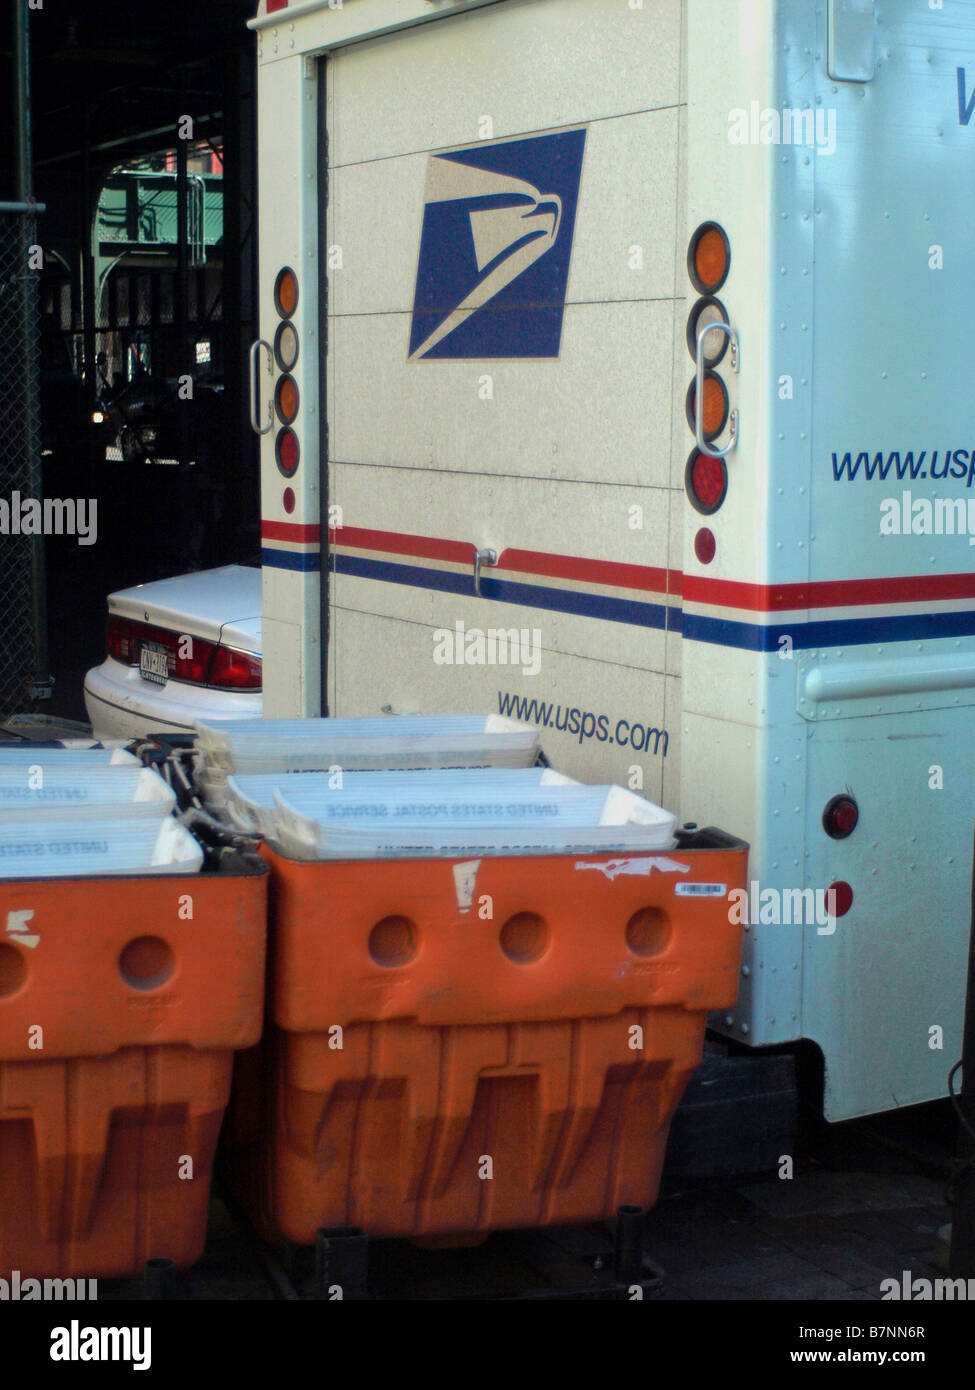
(248, 0, 975, 1123)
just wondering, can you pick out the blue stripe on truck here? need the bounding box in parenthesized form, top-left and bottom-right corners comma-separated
(325, 553, 975, 650)
(683, 608, 975, 651)
(262, 546, 321, 572)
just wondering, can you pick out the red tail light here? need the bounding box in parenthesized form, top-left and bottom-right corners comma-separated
(175, 640, 212, 685)
(107, 616, 142, 664)
(276, 427, 300, 477)
(107, 617, 261, 690)
(209, 646, 263, 690)
(823, 795, 859, 839)
(685, 448, 727, 514)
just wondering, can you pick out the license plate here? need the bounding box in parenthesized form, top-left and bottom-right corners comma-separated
(140, 641, 170, 685)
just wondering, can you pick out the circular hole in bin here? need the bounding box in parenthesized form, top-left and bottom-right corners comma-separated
(499, 911, 548, 964)
(119, 936, 176, 991)
(625, 907, 671, 958)
(368, 916, 417, 968)
(0, 943, 27, 999)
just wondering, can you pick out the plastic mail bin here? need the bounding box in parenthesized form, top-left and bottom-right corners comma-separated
(229, 827, 747, 1242)
(0, 850, 267, 1278)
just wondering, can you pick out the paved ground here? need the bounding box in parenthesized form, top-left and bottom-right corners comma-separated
(650, 1174, 947, 1301)
(648, 1102, 953, 1302)
(94, 1101, 955, 1302)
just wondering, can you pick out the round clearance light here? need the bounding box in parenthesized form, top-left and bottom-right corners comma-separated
(275, 374, 300, 426)
(685, 371, 729, 442)
(686, 296, 730, 366)
(685, 448, 728, 515)
(694, 528, 716, 564)
(827, 880, 854, 917)
(823, 794, 859, 840)
(275, 427, 300, 478)
(688, 222, 731, 295)
(274, 320, 300, 372)
(274, 266, 299, 319)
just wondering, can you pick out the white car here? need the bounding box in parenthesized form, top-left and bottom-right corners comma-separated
(84, 565, 263, 739)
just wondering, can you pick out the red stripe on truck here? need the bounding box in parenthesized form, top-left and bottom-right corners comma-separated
(331, 525, 473, 565)
(684, 571, 975, 611)
(497, 547, 675, 595)
(262, 520, 321, 543)
(299, 522, 975, 613)
(330, 526, 675, 595)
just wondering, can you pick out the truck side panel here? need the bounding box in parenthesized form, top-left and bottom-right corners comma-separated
(325, 0, 685, 810)
(254, 0, 975, 1119)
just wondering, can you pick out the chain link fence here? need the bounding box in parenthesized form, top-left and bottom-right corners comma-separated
(0, 208, 48, 718)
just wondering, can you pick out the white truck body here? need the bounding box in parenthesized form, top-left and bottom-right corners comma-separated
(250, 0, 975, 1121)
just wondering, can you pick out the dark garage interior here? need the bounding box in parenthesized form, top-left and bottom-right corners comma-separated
(0, 0, 259, 725)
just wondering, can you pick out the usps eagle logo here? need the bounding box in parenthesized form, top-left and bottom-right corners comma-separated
(408, 128, 586, 360)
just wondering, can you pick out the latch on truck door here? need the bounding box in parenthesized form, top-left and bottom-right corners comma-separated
(473, 548, 498, 598)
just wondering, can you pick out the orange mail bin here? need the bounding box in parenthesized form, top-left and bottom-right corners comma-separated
(235, 828, 746, 1242)
(0, 853, 267, 1279)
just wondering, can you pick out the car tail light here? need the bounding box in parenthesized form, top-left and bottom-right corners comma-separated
(107, 616, 143, 664)
(274, 267, 299, 318)
(209, 646, 263, 690)
(172, 638, 212, 685)
(685, 448, 727, 514)
(823, 794, 859, 839)
(107, 617, 261, 690)
(688, 222, 730, 294)
(267, 0, 288, 11)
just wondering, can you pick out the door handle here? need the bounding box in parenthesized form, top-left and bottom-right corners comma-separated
(695, 319, 739, 459)
(249, 339, 274, 436)
(473, 547, 497, 598)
